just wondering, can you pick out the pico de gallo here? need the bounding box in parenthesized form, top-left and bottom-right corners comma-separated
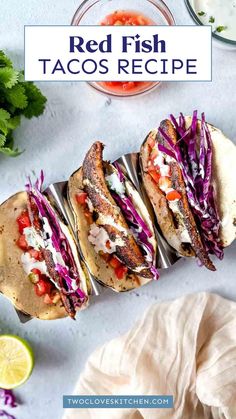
(146, 134, 182, 202)
(99, 10, 155, 94)
(16, 209, 61, 305)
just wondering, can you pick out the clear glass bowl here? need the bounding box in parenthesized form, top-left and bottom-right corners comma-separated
(71, 0, 175, 97)
(184, 0, 236, 51)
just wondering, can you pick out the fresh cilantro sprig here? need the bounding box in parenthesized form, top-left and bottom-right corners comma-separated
(0, 50, 47, 157)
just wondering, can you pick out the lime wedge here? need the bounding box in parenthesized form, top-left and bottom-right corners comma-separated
(0, 335, 34, 389)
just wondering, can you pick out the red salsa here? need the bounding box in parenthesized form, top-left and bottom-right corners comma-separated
(100, 10, 154, 26)
(99, 10, 155, 94)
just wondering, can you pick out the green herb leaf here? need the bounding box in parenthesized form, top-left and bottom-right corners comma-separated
(18, 71, 25, 83)
(4, 131, 15, 149)
(0, 146, 22, 157)
(209, 16, 215, 23)
(7, 115, 21, 130)
(0, 50, 13, 68)
(198, 11, 205, 16)
(6, 84, 28, 109)
(216, 25, 227, 33)
(0, 120, 8, 136)
(22, 82, 47, 119)
(0, 133, 6, 147)
(0, 50, 47, 158)
(0, 108, 11, 121)
(0, 67, 19, 88)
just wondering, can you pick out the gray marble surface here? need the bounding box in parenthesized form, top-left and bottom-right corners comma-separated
(0, 1, 236, 418)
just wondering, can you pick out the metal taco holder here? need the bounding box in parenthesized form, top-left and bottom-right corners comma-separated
(116, 152, 180, 269)
(11, 151, 180, 323)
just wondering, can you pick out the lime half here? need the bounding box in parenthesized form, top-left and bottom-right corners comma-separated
(0, 335, 34, 389)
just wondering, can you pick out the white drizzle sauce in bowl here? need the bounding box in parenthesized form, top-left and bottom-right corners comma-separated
(185, 0, 236, 48)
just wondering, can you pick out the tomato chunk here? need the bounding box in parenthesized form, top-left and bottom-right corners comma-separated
(34, 278, 52, 297)
(104, 81, 121, 87)
(109, 256, 121, 269)
(28, 249, 42, 261)
(166, 190, 182, 201)
(106, 240, 111, 250)
(76, 191, 93, 224)
(101, 10, 152, 26)
(115, 265, 128, 279)
(149, 170, 161, 184)
(122, 82, 136, 91)
(101, 81, 152, 94)
(17, 210, 31, 234)
(16, 234, 28, 251)
(76, 192, 88, 205)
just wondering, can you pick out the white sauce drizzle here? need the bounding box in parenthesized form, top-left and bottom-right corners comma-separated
(151, 146, 192, 244)
(88, 223, 124, 254)
(21, 253, 48, 276)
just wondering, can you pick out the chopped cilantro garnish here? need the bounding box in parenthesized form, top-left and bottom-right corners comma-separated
(216, 25, 227, 33)
(0, 50, 47, 157)
(209, 16, 215, 23)
(198, 11, 205, 16)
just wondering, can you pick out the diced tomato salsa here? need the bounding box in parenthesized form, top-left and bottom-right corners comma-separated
(16, 209, 59, 304)
(99, 81, 154, 94)
(147, 138, 182, 202)
(17, 210, 31, 234)
(100, 10, 153, 26)
(99, 10, 155, 94)
(106, 254, 128, 280)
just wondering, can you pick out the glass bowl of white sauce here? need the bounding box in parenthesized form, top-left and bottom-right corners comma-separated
(185, 0, 236, 50)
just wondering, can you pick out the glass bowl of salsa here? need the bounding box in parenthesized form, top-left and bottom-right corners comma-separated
(71, 0, 175, 97)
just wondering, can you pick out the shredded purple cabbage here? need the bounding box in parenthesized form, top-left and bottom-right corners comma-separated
(123, 196, 152, 239)
(158, 111, 223, 260)
(150, 265, 159, 280)
(25, 171, 86, 306)
(0, 411, 15, 419)
(113, 162, 125, 182)
(110, 165, 159, 279)
(0, 390, 17, 419)
(158, 144, 176, 160)
(0, 390, 17, 409)
(55, 264, 85, 299)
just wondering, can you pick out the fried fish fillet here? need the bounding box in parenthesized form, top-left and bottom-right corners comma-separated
(82, 141, 152, 277)
(141, 120, 216, 271)
(42, 249, 76, 319)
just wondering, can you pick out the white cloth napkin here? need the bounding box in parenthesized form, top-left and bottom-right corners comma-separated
(63, 292, 236, 419)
